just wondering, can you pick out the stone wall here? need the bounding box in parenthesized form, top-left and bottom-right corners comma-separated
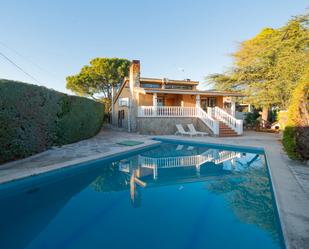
(136, 117, 213, 135)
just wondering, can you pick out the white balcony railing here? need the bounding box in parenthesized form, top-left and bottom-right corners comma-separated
(138, 106, 220, 135)
(139, 154, 213, 169)
(208, 107, 243, 135)
(138, 106, 199, 117)
(138, 150, 241, 169)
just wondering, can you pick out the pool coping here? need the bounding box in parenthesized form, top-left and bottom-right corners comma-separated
(153, 136, 309, 249)
(0, 140, 161, 186)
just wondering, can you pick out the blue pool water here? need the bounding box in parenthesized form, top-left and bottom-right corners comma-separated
(0, 141, 285, 249)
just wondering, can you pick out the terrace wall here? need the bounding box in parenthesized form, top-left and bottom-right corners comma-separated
(136, 117, 213, 135)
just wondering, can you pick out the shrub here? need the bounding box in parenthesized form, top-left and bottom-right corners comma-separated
(282, 126, 298, 159)
(283, 72, 309, 160)
(244, 110, 260, 129)
(0, 79, 104, 164)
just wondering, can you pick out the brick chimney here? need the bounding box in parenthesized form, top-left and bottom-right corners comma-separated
(128, 60, 140, 132)
(129, 60, 140, 88)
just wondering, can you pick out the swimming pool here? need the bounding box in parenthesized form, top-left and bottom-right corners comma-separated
(0, 140, 285, 249)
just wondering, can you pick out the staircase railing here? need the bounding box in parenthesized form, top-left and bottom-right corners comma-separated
(196, 107, 220, 135)
(209, 107, 243, 135)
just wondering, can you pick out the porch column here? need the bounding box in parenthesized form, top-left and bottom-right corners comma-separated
(231, 100, 236, 117)
(153, 93, 157, 116)
(153, 93, 157, 106)
(196, 94, 200, 108)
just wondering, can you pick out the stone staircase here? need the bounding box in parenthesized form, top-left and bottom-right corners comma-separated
(219, 121, 238, 137)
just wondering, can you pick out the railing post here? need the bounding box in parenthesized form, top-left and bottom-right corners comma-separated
(237, 119, 243, 135)
(207, 107, 214, 117)
(214, 120, 220, 136)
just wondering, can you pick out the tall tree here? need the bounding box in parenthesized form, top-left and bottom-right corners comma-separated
(66, 58, 130, 100)
(207, 14, 309, 110)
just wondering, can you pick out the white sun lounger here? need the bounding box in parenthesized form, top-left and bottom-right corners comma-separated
(176, 145, 184, 150)
(187, 124, 208, 136)
(175, 124, 195, 136)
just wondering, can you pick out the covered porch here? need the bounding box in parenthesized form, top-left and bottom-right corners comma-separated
(137, 91, 243, 136)
(138, 91, 237, 117)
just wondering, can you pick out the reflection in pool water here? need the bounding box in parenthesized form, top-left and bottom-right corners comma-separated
(0, 142, 285, 249)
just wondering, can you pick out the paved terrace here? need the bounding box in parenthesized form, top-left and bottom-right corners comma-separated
(0, 129, 308, 249)
(0, 130, 156, 185)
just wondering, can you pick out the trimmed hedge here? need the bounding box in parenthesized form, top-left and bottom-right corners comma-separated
(0, 79, 104, 164)
(282, 72, 309, 160)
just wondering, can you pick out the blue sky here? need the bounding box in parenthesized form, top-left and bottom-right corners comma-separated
(0, 0, 308, 93)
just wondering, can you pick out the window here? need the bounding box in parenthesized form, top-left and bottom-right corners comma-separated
(201, 97, 217, 111)
(208, 97, 217, 107)
(141, 83, 161, 88)
(165, 85, 193, 90)
(119, 97, 129, 107)
(224, 102, 231, 109)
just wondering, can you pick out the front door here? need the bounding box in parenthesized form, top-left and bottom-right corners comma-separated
(157, 96, 164, 106)
(118, 110, 125, 128)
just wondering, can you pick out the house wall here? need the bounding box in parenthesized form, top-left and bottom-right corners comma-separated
(181, 94, 196, 107)
(136, 117, 213, 135)
(113, 84, 130, 129)
(165, 94, 177, 106)
(139, 93, 153, 106)
(216, 96, 224, 108)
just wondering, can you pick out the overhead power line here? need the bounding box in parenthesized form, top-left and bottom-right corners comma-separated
(0, 41, 58, 79)
(0, 50, 42, 84)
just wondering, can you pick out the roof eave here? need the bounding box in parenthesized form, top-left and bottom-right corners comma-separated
(143, 89, 244, 97)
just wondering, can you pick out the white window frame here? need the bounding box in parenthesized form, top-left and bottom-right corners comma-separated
(119, 97, 129, 107)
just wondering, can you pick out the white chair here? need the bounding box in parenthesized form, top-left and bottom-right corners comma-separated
(187, 124, 208, 136)
(175, 124, 195, 136)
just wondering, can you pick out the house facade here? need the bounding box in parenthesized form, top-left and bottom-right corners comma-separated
(112, 60, 243, 136)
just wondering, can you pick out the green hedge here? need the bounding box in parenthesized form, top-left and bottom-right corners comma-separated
(0, 79, 104, 164)
(282, 72, 309, 160)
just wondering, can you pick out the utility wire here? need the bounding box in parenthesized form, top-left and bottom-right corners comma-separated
(0, 51, 42, 84)
(0, 41, 58, 79)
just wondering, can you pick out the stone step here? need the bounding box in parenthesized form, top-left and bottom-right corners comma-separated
(219, 134, 239, 137)
(218, 121, 238, 137)
(220, 132, 237, 135)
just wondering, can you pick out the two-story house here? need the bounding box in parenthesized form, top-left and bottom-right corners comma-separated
(112, 60, 243, 136)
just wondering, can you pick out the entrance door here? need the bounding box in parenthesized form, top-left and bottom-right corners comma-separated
(118, 110, 125, 128)
(201, 99, 208, 111)
(157, 96, 164, 106)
